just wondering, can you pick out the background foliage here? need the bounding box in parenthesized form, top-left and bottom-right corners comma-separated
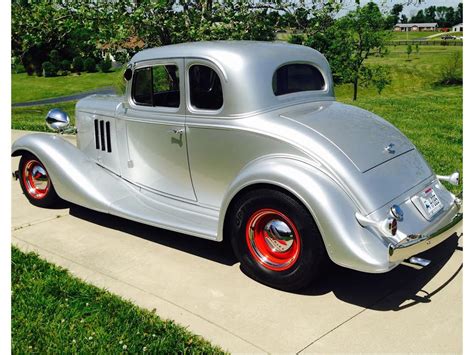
(11, 0, 462, 100)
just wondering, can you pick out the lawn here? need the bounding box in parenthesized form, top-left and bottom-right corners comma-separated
(12, 70, 123, 103)
(390, 31, 437, 40)
(12, 247, 225, 354)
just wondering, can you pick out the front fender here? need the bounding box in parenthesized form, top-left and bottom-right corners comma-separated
(12, 133, 131, 213)
(218, 156, 395, 273)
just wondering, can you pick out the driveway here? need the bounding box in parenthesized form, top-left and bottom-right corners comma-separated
(11, 130, 463, 353)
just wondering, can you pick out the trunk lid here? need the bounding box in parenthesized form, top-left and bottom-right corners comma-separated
(280, 101, 414, 172)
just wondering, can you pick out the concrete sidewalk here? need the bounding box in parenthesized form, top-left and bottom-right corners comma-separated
(11, 130, 463, 353)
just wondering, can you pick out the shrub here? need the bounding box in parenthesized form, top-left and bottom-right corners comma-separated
(11, 57, 26, 74)
(72, 57, 84, 73)
(406, 44, 412, 59)
(437, 51, 463, 85)
(84, 57, 97, 72)
(99, 55, 112, 73)
(49, 49, 61, 66)
(42, 61, 57, 77)
(60, 59, 71, 72)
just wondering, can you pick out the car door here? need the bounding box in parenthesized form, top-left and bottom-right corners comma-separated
(116, 58, 196, 201)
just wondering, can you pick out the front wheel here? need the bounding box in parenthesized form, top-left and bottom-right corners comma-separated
(19, 153, 60, 208)
(229, 188, 328, 291)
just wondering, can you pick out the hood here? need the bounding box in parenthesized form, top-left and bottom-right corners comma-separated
(280, 101, 414, 173)
(76, 94, 124, 117)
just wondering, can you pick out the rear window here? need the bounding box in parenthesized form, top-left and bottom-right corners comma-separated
(189, 65, 223, 110)
(272, 64, 325, 96)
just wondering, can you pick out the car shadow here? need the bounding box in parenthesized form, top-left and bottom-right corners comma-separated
(299, 234, 462, 311)
(68, 204, 238, 266)
(68, 204, 461, 311)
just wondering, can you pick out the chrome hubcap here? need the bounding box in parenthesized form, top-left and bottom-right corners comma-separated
(23, 160, 50, 199)
(30, 165, 48, 190)
(246, 209, 301, 271)
(263, 219, 295, 252)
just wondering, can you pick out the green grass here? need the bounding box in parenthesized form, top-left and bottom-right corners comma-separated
(12, 247, 226, 354)
(390, 31, 437, 40)
(12, 70, 123, 103)
(336, 45, 462, 194)
(12, 102, 77, 132)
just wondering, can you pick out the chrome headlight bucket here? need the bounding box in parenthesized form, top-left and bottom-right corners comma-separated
(46, 108, 70, 132)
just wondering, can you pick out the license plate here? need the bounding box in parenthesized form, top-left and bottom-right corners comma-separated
(419, 187, 443, 217)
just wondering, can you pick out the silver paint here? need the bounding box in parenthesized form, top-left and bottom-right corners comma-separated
(12, 41, 462, 274)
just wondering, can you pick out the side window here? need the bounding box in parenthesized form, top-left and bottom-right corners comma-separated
(132, 65, 180, 108)
(133, 67, 152, 105)
(272, 64, 325, 96)
(189, 65, 223, 110)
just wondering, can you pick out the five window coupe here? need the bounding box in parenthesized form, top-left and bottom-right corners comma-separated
(12, 41, 463, 291)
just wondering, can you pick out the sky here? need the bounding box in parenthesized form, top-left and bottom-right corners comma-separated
(340, 0, 463, 18)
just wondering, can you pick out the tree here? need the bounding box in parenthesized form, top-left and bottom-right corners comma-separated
(11, 0, 130, 73)
(410, 9, 426, 23)
(455, 3, 463, 25)
(388, 4, 404, 27)
(424, 6, 437, 22)
(311, 2, 390, 100)
(12, 0, 344, 71)
(406, 44, 412, 59)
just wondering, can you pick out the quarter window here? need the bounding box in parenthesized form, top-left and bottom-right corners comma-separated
(189, 65, 223, 110)
(272, 64, 325, 96)
(132, 65, 180, 108)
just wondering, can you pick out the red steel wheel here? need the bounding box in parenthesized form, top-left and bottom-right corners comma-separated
(246, 209, 301, 271)
(18, 153, 60, 208)
(229, 188, 328, 291)
(22, 159, 51, 200)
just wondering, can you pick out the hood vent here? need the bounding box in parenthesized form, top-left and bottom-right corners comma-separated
(94, 119, 112, 153)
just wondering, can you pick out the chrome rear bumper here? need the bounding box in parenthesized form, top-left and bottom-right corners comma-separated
(389, 194, 463, 263)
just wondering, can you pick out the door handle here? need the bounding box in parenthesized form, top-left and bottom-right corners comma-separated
(168, 128, 184, 135)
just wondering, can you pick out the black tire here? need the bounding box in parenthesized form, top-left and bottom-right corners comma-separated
(229, 188, 328, 291)
(19, 153, 60, 208)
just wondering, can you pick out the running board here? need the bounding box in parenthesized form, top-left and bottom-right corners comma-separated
(109, 189, 219, 241)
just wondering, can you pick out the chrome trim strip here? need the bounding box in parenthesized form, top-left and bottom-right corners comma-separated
(389, 194, 463, 262)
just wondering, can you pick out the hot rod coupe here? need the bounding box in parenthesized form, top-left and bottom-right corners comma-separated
(12, 41, 462, 291)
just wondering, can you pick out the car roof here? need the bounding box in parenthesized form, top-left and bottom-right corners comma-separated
(132, 41, 317, 63)
(130, 41, 334, 117)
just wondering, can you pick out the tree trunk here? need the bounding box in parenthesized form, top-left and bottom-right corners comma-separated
(353, 75, 358, 101)
(206, 0, 213, 13)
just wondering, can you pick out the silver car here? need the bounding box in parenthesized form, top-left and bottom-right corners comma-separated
(12, 41, 463, 291)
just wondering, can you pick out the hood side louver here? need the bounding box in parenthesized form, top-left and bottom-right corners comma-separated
(94, 119, 112, 153)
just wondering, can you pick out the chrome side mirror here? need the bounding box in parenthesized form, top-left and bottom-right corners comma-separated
(46, 108, 70, 132)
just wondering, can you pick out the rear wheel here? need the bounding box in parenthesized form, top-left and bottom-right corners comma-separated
(229, 188, 327, 291)
(19, 153, 60, 208)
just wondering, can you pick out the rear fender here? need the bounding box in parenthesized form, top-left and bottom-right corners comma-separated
(12, 133, 132, 213)
(218, 156, 394, 273)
